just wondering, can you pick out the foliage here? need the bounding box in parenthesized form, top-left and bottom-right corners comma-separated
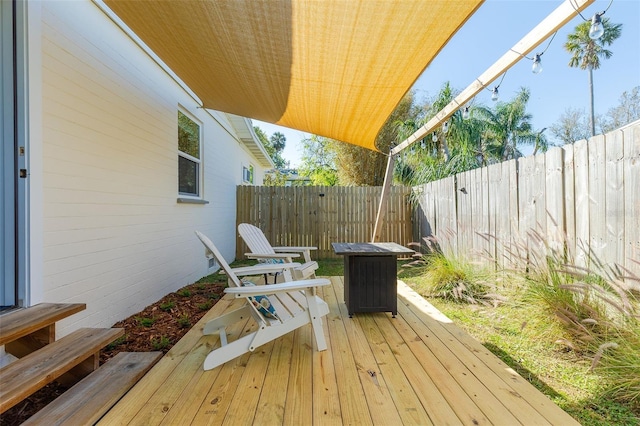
(198, 301, 213, 311)
(135, 316, 155, 327)
(177, 314, 191, 329)
(331, 92, 422, 186)
(550, 107, 592, 144)
(565, 17, 623, 71)
(474, 87, 538, 161)
(506, 232, 640, 410)
(394, 83, 486, 185)
(177, 289, 191, 297)
(401, 231, 640, 422)
(394, 83, 548, 187)
(151, 335, 171, 350)
(270, 132, 286, 153)
(298, 135, 339, 185)
(564, 17, 622, 136)
(159, 300, 175, 312)
(602, 86, 640, 132)
(410, 250, 499, 305)
(254, 126, 288, 170)
(263, 169, 288, 186)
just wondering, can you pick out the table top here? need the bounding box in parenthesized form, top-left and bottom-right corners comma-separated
(331, 242, 414, 256)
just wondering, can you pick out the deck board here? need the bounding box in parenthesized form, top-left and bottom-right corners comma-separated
(99, 277, 579, 426)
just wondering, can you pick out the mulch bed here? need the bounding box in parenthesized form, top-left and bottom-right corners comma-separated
(0, 279, 226, 426)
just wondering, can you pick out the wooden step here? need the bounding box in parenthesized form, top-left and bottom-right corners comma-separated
(22, 351, 163, 425)
(0, 303, 86, 358)
(0, 327, 124, 414)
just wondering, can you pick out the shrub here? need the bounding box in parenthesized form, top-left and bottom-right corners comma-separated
(414, 251, 500, 305)
(198, 301, 213, 311)
(135, 316, 155, 327)
(177, 314, 191, 329)
(151, 335, 171, 350)
(177, 289, 191, 297)
(160, 300, 175, 312)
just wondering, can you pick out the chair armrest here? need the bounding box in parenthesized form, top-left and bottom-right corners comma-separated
(245, 253, 300, 259)
(272, 246, 317, 252)
(230, 263, 302, 277)
(272, 247, 316, 262)
(225, 278, 331, 297)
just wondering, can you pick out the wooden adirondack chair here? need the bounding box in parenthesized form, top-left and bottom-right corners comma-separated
(238, 223, 319, 281)
(195, 231, 330, 371)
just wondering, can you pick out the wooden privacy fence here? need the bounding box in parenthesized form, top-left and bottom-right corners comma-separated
(413, 121, 640, 277)
(236, 186, 413, 259)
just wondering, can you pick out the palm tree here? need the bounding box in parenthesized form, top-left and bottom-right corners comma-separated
(564, 17, 622, 136)
(475, 87, 538, 161)
(270, 132, 286, 152)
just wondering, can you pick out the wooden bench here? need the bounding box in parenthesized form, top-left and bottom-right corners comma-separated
(0, 327, 124, 413)
(22, 351, 162, 425)
(0, 303, 86, 358)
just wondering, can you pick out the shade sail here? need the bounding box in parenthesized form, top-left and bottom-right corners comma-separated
(104, 0, 483, 152)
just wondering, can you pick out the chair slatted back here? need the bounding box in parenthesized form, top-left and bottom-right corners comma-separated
(238, 223, 277, 256)
(195, 231, 243, 288)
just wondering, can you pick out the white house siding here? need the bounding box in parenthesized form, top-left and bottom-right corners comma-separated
(37, 1, 266, 336)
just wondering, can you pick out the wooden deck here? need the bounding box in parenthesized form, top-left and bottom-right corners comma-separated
(99, 277, 578, 425)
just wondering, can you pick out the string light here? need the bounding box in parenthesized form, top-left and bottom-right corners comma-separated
(491, 87, 499, 101)
(462, 106, 470, 120)
(569, 0, 614, 40)
(532, 54, 543, 74)
(488, 71, 507, 102)
(589, 12, 605, 39)
(442, 121, 449, 134)
(524, 31, 556, 75)
(432, 132, 438, 142)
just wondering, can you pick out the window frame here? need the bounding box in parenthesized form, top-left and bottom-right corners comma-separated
(177, 108, 203, 198)
(242, 163, 254, 184)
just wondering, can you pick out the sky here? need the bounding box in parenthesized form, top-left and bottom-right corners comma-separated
(255, 0, 640, 167)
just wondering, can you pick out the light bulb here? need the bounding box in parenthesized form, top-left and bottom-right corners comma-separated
(532, 54, 543, 74)
(491, 87, 499, 101)
(589, 13, 604, 40)
(421, 141, 425, 149)
(442, 121, 449, 134)
(462, 106, 470, 120)
(432, 132, 438, 142)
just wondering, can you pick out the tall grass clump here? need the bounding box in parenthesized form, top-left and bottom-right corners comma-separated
(406, 237, 500, 305)
(514, 232, 640, 408)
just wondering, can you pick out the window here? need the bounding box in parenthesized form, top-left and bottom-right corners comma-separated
(178, 111, 201, 196)
(242, 164, 254, 184)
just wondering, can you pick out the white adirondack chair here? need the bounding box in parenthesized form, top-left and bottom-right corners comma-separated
(238, 223, 319, 281)
(195, 231, 330, 371)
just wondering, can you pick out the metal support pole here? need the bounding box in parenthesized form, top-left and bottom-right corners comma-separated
(372, 153, 395, 242)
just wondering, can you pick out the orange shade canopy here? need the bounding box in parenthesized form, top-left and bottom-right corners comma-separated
(104, 0, 484, 151)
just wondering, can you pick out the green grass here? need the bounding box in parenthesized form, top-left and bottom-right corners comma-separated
(422, 295, 638, 425)
(399, 243, 640, 425)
